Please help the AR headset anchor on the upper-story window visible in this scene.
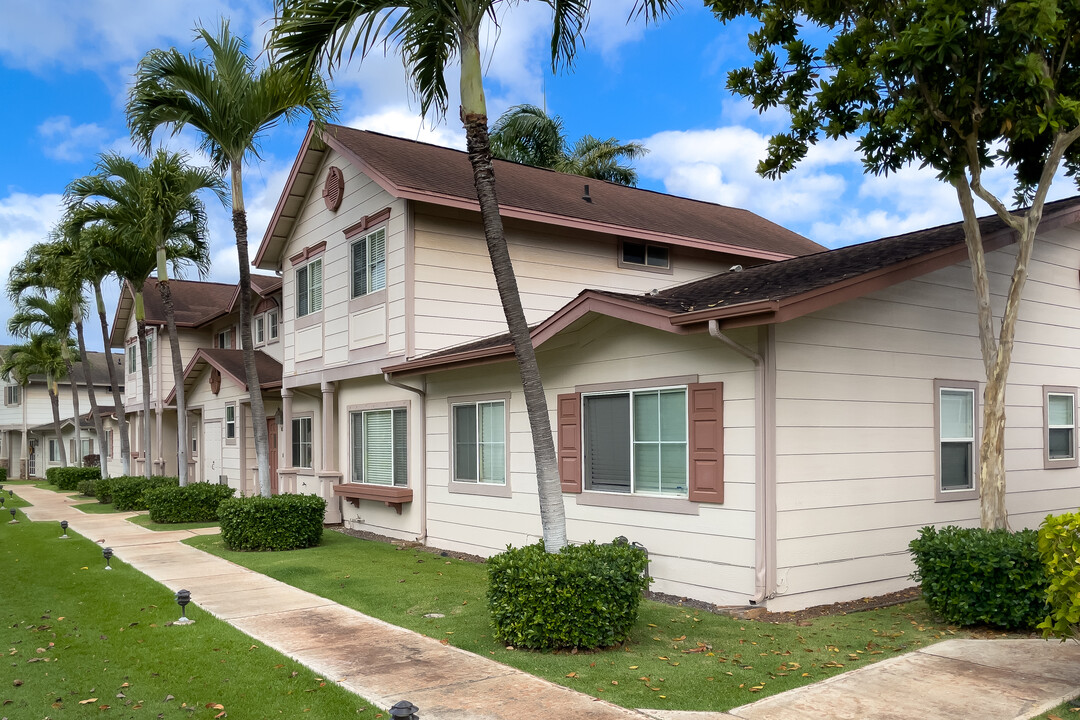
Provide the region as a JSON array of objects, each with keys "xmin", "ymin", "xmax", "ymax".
[
  {"xmin": 351, "ymin": 227, "xmax": 386, "ymax": 298},
  {"xmin": 296, "ymin": 258, "xmax": 323, "ymax": 317},
  {"xmin": 127, "ymin": 344, "xmax": 136, "ymax": 374},
  {"xmin": 620, "ymin": 240, "xmax": 670, "ymax": 270},
  {"xmin": 216, "ymin": 329, "xmax": 232, "ymax": 349},
  {"xmin": 145, "ymin": 333, "xmax": 154, "ymax": 368},
  {"xmin": 254, "ymin": 316, "xmax": 265, "ymax": 345},
  {"xmin": 4, "ymin": 385, "xmax": 20, "ymax": 406},
  {"xmin": 268, "ymin": 309, "xmax": 279, "ymax": 340}
]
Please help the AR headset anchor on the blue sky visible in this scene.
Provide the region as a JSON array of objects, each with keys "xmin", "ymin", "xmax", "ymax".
[{"xmin": 1, "ymin": 0, "xmax": 1075, "ymax": 351}]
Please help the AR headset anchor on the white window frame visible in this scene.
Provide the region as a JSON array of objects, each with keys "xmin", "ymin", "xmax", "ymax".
[
  {"xmin": 268, "ymin": 309, "xmax": 279, "ymax": 341},
  {"xmin": 350, "ymin": 226, "xmax": 387, "ymax": 298},
  {"xmin": 144, "ymin": 333, "xmax": 154, "ymax": 368},
  {"xmin": 350, "ymin": 407, "xmax": 407, "ymax": 486},
  {"xmin": 451, "ymin": 399, "xmax": 507, "ymax": 486},
  {"xmin": 48, "ymin": 439, "xmax": 59, "ymax": 463},
  {"xmin": 292, "ymin": 416, "xmax": 313, "ymax": 470},
  {"xmin": 4, "ymin": 385, "xmax": 20, "ymax": 406},
  {"xmin": 127, "ymin": 344, "xmax": 137, "ymax": 374},
  {"xmin": 934, "ymin": 379, "xmax": 979, "ymax": 502},
  {"xmin": 217, "ymin": 329, "xmax": 231, "ymax": 349},
  {"xmin": 1045, "ymin": 386, "xmax": 1078, "ymax": 469},
  {"xmin": 254, "ymin": 315, "xmax": 265, "ymax": 345},
  {"xmin": 296, "ymin": 258, "xmax": 323, "ymax": 317},
  {"xmin": 619, "ymin": 239, "xmax": 672, "ymax": 273},
  {"xmin": 582, "ymin": 385, "xmax": 689, "ymax": 498},
  {"xmin": 225, "ymin": 403, "xmax": 236, "ymax": 443},
  {"xmin": 105, "ymin": 429, "xmax": 114, "ymax": 459}
]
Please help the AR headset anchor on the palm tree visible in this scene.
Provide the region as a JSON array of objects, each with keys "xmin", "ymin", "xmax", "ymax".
[
  {"xmin": 126, "ymin": 20, "xmax": 338, "ymax": 497},
  {"xmin": 68, "ymin": 152, "xmax": 216, "ymax": 482},
  {"xmin": 2, "ymin": 335, "xmax": 74, "ymax": 469},
  {"xmin": 6, "ymin": 290, "xmax": 82, "ymax": 467},
  {"xmin": 270, "ymin": 0, "xmax": 675, "ymax": 552},
  {"xmin": 490, "ymin": 104, "xmax": 648, "ymax": 186}
]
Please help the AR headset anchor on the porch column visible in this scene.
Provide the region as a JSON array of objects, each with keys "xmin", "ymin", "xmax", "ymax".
[
  {"xmin": 154, "ymin": 404, "xmax": 163, "ymax": 476},
  {"xmin": 280, "ymin": 389, "xmax": 296, "ymax": 494},
  {"xmin": 318, "ymin": 381, "xmax": 342, "ymax": 523}
]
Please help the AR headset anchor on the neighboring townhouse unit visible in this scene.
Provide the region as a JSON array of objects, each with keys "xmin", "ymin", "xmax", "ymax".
[
  {"xmin": 109, "ymin": 275, "xmax": 283, "ymax": 491},
  {"xmin": 0, "ymin": 348, "xmax": 124, "ymax": 478},
  {"xmin": 252, "ymin": 124, "xmax": 825, "ymax": 566}
]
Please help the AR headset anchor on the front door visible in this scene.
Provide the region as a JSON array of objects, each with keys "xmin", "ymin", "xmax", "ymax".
[
  {"xmin": 203, "ymin": 420, "xmax": 222, "ymax": 486},
  {"xmin": 267, "ymin": 418, "xmax": 279, "ymax": 494},
  {"xmin": 27, "ymin": 439, "xmax": 37, "ymax": 477}
]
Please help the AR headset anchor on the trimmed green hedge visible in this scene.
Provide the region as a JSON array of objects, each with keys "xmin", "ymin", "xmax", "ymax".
[
  {"xmin": 77, "ymin": 478, "xmax": 97, "ymax": 497},
  {"xmin": 47, "ymin": 466, "xmax": 101, "ymax": 491},
  {"xmin": 146, "ymin": 483, "xmax": 235, "ymax": 523},
  {"xmin": 909, "ymin": 525, "xmax": 1048, "ymax": 629},
  {"xmin": 95, "ymin": 476, "xmax": 116, "ymax": 504},
  {"xmin": 111, "ymin": 476, "xmax": 180, "ymax": 511},
  {"xmin": 0, "ymin": 467, "xmax": 7, "ymax": 484},
  {"xmin": 219, "ymin": 494, "xmax": 326, "ymax": 551},
  {"xmin": 487, "ymin": 539, "xmax": 651, "ymax": 650},
  {"xmin": 1037, "ymin": 511, "xmax": 1080, "ymax": 641}
]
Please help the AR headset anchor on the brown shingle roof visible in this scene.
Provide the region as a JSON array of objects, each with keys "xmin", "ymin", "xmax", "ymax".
[
  {"xmin": 256, "ymin": 125, "xmax": 825, "ymax": 267},
  {"xmin": 138, "ymin": 278, "xmax": 237, "ymax": 325},
  {"xmin": 165, "ymin": 348, "xmax": 283, "ymax": 405},
  {"xmin": 0, "ymin": 347, "xmax": 123, "ymax": 389}
]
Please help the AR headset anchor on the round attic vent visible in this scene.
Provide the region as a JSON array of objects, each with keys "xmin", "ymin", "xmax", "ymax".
[{"xmin": 323, "ymin": 166, "xmax": 344, "ymax": 211}]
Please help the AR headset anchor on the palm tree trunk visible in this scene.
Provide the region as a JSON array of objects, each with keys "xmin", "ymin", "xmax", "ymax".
[
  {"xmin": 75, "ymin": 316, "xmax": 108, "ymax": 478},
  {"xmin": 61, "ymin": 351, "xmax": 83, "ymax": 468},
  {"xmin": 458, "ymin": 32, "xmax": 567, "ymax": 552},
  {"xmin": 48, "ymin": 380, "xmax": 68, "ymax": 467},
  {"xmin": 96, "ymin": 281, "xmax": 129, "ymax": 475},
  {"xmin": 231, "ymin": 162, "xmax": 272, "ymax": 497},
  {"xmin": 135, "ymin": 292, "xmax": 153, "ymax": 479},
  {"xmin": 157, "ymin": 250, "xmax": 188, "ymax": 486}
]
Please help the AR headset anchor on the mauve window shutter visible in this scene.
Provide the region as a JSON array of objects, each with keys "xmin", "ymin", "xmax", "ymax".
[
  {"xmin": 688, "ymin": 382, "xmax": 724, "ymax": 503},
  {"xmin": 557, "ymin": 393, "xmax": 582, "ymax": 493}
]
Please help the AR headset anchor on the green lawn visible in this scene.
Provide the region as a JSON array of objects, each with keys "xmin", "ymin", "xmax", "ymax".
[
  {"xmin": 127, "ymin": 513, "xmax": 220, "ymax": 532},
  {"xmin": 72, "ymin": 500, "xmax": 129, "ymax": 514},
  {"xmin": 186, "ymin": 530, "xmax": 978, "ymax": 712},
  {"xmin": 2, "ymin": 505, "xmax": 376, "ymax": 719}
]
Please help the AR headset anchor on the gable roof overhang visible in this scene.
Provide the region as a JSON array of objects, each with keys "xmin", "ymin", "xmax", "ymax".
[
  {"xmin": 382, "ymin": 197, "xmax": 1080, "ymax": 377},
  {"xmin": 255, "ymin": 124, "xmax": 824, "ymax": 269},
  {"xmin": 165, "ymin": 348, "xmax": 283, "ymax": 405},
  {"xmin": 109, "ymin": 278, "xmax": 241, "ymax": 347}
]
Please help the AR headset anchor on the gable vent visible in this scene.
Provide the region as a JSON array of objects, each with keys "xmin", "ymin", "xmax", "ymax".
[{"xmin": 322, "ymin": 166, "xmax": 344, "ymax": 211}]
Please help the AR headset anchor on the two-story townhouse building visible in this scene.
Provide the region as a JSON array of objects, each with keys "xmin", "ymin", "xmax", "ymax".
[
  {"xmin": 258, "ymin": 124, "xmax": 1080, "ymax": 612},
  {"xmin": 109, "ymin": 276, "xmax": 283, "ymax": 490},
  {"xmin": 0, "ymin": 348, "xmax": 124, "ymax": 478}
]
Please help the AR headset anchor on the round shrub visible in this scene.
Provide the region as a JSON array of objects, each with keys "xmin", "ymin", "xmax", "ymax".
[
  {"xmin": 218, "ymin": 494, "xmax": 326, "ymax": 551},
  {"xmin": 1037, "ymin": 511, "xmax": 1080, "ymax": 641},
  {"xmin": 487, "ymin": 539, "xmax": 651, "ymax": 650},
  {"xmin": 77, "ymin": 478, "xmax": 97, "ymax": 497},
  {"xmin": 48, "ymin": 466, "xmax": 101, "ymax": 491},
  {"xmin": 909, "ymin": 525, "xmax": 1049, "ymax": 629},
  {"xmin": 111, "ymin": 476, "xmax": 180, "ymax": 511},
  {"xmin": 145, "ymin": 482, "xmax": 236, "ymax": 523},
  {"xmin": 95, "ymin": 476, "xmax": 116, "ymax": 504}
]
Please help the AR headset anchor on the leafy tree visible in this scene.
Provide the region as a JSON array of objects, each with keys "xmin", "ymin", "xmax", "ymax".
[
  {"xmin": 710, "ymin": 0, "xmax": 1080, "ymax": 529},
  {"xmin": 126, "ymin": 20, "xmax": 338, "ymax": 497},
  {"xmin": 1, "ymin": 335, "xmax": 75, "ymax": 469},
  {"xmin": 68, "ymin": 152, "xmax": 216, "ymax": 482},
  {"xmin": 270, "ymin": 0, "xmax": 675, "ymax": 552},
  {"xmin": 490, "ymin": 104, "xmax": 648, "ymax": 185}
]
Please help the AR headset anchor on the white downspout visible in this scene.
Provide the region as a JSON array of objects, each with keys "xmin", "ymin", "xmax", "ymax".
[
  {"xmin": 708, "ymin": 320, "xmax": 773, "ymax": 604},
  {"xmin": 383, "ymin": 372, "xmax": 427, "ymax": 544}
]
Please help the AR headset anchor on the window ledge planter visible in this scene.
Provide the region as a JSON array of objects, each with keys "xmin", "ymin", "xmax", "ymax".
[{"xmin": 333, "ymin": 483, "xmax": 412, "ymax": 514}]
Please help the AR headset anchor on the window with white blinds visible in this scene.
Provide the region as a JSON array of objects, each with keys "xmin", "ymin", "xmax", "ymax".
[
  {"xmin": 296, "ymin": 258, "xmax": 323, "ymax": 317},
  {"xmin": 351, "ymin": 227, "xmax": 387, "ymax": 298},
  {"xmin": 351, "ymin": 408, "xmax": 407, "ymax": 486}
]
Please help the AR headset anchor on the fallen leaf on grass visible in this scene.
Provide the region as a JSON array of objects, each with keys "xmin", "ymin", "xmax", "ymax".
[
  {"xmin": 79, "ymin": 698, "xmax": 99, "ymax": 704},
  {"xmin": 99, "ymin": 704, "xmax": 111, "ymax": 710},
  {"xmin": 565, "ymin": 672, "xmax": 577, "ymax": 678}
]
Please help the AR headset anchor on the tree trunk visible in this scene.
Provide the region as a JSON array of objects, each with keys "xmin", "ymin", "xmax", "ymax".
[
  {"xmin": 157, "ymin": 249, "xmax": 188, "ymax": 486},
  {"xmin": 458, "ymin": 28, "xmax": 567, "ymax": 552},
  {"xmin": 48, "ymin": 380, "xmax": 68, "ymax": 467},
  {"xmin": 61, "ymin": 349, "xmax": 82, "ymax": 468},
  {"xmin": 135, "ymin": 294, "xmax": 153, "ymax": 479},
  {"xmin": 75, "ymin": 316, "xmax": 108, "ymax": 478},
  {"xmin": 231, "ymin": 162, "xmax": 272, "ymax": 497},
  {"xmin": 97, "ymin": 281, "xmax": 129, "ymax": 475}
]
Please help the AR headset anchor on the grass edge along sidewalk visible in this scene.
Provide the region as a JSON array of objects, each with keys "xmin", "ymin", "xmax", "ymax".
[
  {"xmin": 185, "ymin": 529, "xmax": 1005, "ymax": 713},
  {"xmin": 2, "ymin": 499, "xmax": 377, "ymax": 720}
]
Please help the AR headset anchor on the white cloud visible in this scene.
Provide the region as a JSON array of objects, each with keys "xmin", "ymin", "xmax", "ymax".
[
  {"xmin": 0, "ymin": 192, "xmax": 65, "ymax": 344},
  {"xmin": 346, "ymin": 107, "xmax": 465, "ymax": 149},
  {"xmin": 38, "ymin": 117, "xmax": 110, "ymax": 162}
]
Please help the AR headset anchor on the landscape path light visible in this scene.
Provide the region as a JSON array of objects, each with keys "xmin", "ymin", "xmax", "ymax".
[
  {"xmin": 174, "ymin": 589, "xmax": 194, "ymax": 625},
  {"xmin": 8, "ymin": 508, "xmax": 16, "ymax": 524},
  {"xmin": 102, "ymin": 547, "xmax": 113, "ymax": 569},
  {"xmin": 60, "ymin": 520, "xmax": 69, "ymax": 538},
  {"xmin": 389, "ymin": 700, "xmax": 419, "ymax": 719}
]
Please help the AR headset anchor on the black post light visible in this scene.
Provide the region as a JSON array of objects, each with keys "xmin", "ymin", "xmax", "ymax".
[
  {"xmin": 389, "ymin": 701, "xmax": 419, "ymax": 719},
  {"xmin": 174, "ymin": 589, "xmax": 194, "ymax": 625},
  {"xmin": 1, "ymin": 496, "xmax": 6, "ymax": 507},
  {"xmin": 60, "ymin": 520, "xmax": 69, "ymax": 538},
  {"xmin": 102, "ymin": 547, "xmax": 113, "ymax": 570},
  {"xmin": 8, "ymin": 508, "xmax": 16, "ymax": 524}
]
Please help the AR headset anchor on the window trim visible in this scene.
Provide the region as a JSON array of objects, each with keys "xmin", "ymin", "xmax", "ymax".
[
  {"xmin": 225, "ymin": 403, "xmax": 236, "ymax": 444},
  {"xmin": 618, "ymin": 239, "xmax": 673, "ymax": 275},
  {"xmin": 144, "ymin": 332, "xmax": 154, "ymax": 368},
  {"xmin": 292, "ymin": 414, "xmax": 314, "ymax": 472},
  {"xmin": 349, "ymin": 405, "xmax": 408, "ymax": 487},
  {"xmin": 105, "ymin": 429, "xmax": 114, "ymax": 459},
  {"xmin": 4, "ymin": 385, "xmax": 20, "ymax": 406},
  {"xmin": 350, "ymin": 225, "xmax": 388, "ymax": 299},
  {"xmin": 295, "ymin": 257, "xmax": 323, "ymax": 319},
  {"xmin": 268, "ymin": 309, "xmax": 279, "ymax": 341},
  {"xmin": 254, "ymin": 315, "xmax": 265, "ymax": 346},
  {"xmin": 1044, "ymin": 385, "xmax": 1078, "ymax": 469},
  {"xmin": 127, "ymin": 343, "xmax": 137, "ymax": 374},
  {"xmin": 934, "ymin": 379, "xmax": 980, "ymax": 502},
  {"xmin": 448, "ymin": 392, "xmax": 511, "ymax": 497}
]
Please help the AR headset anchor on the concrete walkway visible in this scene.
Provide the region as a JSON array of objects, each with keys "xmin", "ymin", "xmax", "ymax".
[{"xmin": 14, "ymin": 483, "xmax": 1080, "ymax": 720}]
